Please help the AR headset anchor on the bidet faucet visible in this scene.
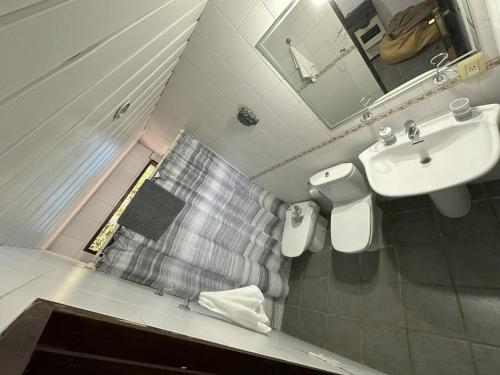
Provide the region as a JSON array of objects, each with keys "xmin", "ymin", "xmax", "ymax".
[
  {"xmin": 404, "ymin": 120, "xmax": 420, "ymax": 141},
  {"xmin": 293, "ymin": 205, "xmax": 303, "ymax": 217}
]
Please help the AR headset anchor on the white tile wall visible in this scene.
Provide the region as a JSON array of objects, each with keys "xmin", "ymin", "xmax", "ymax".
[
  {"xmin": 486, "ymin": 0, "xmax": 500, "ymax": 55},
  {"xmin": 145, "ymin": 0, "xmax": 500, "ymax": 201},
  {"xmin": 50, "ymin": 143, "xmax": 153, "ymax": 262}
]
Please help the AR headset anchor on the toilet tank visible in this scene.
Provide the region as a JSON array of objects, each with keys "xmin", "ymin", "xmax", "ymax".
[{"xmin": 310, "ymin": 163, "xmax": 369, "ymax": 204}]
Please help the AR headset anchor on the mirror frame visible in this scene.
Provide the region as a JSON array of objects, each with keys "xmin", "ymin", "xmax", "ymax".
[{"xmin": 256, "ymin": 0, "xmax": 480, "ymax": 130}]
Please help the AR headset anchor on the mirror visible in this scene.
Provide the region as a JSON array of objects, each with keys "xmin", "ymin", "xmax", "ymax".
[{"xmin": 257, "ymin": 0, "xmax": 479, "ymax": 129}]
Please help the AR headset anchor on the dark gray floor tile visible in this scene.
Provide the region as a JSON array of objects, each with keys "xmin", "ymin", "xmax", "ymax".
[
  {"xmin": 457, "ymin": 287, "xmax": 500, "ymax": 346},
  {"xmin": 304, "ymin": 245, "xmax": 331, "ymax": 278},
  {"xmin": 398, "ymin": 244, "xmax": 452, "ymax": 285},
  {"xmin": 472, "ymin": 344, "xmax": 500, "ymax": 375},
  {"xmin": 409, "ymin": 331, "xmax": 474, "ymax": 375},
  {"xmin": 445, "ymin": 241, "xmax": 500, "ymax": 288},
  {"xmin": 363, "ymin": 321, "xmax": 412, "ymax": 375},
  {"xmin": 286, "ymin": 279, "xmax": 302, "ymax": 306},
  {"xmin": 484, "ymin": 180, "xmax": 500, "ymax": 197},
  {"xmin": 469, "ymin": 183, "xmax": 486, "ymax": 201},
  {"xmin": 382, "ymin": 213, "xmax": 395, "ymax": 246},
  {"xmin": 361, "ymin": 280, "xmax": 405, "ymax": 327},
  {"xmin": 391, "ymin": 194, "xmax": 432, "ymax": 213},
  {"xmin": 330, "ymin": 250, "xmax": 361, "ymax": 282},
  {"xmin": 281, "ymin": 306, "xmax": 299, "ymax": 336},
  {"xmin": 378, "ymin": 198, "xmax": 392, "ymax": 213},
  {"xmin": 490, "ymin": 198, "xmax": 500, "ymax": 220},
  {"xmin": 327, "ymin": 278, "xmax": 362, "ymax": 318},
  {"xmin": 297, "ymin": 309, "xmax": 326, "ymax": 347},
  {"xmin": 437, "ymin": 201, "xmax": 500, "ymax": 242},
  {"xmin": 394, "ymin": 209, "xmax": 440, "ymax": 245},
  {"xmin": 302, "ymin": 278, "xmax": 328, "ymax": 311},
  {"xmin": 325, "ymin": 315, "xmax": 362, "ymax": 361},
  {"xmin": 289, "ymin": 253, "xmax": 311, "ymax": 280},
  {"xmin": 360, "ymin": 247, "xmax": 399, "ymax": 283},
  {"xmin": 402, "ymin": 283, "xmax": 465, "ymax": 338}
]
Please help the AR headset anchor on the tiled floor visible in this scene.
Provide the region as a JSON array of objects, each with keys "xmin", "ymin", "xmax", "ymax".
[{"xmin": 281, "ymin": 180, "xmax": 500, "ymax": 375}]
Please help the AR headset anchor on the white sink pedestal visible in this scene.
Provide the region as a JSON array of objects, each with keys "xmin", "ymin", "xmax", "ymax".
[{"xmin": 428, "ymin": 185, "xmax": 471, "ymax": 218}]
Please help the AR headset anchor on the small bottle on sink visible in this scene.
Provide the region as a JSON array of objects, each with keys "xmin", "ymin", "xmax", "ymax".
[{"xmin": 379, "ymin": 125, "xmax": 397, "ymax": 146}]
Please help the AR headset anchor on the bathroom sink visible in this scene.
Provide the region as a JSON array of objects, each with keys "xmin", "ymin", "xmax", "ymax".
[{"xmin": 359, "ymin": 104, "xmax": 500, "ymax": 217}]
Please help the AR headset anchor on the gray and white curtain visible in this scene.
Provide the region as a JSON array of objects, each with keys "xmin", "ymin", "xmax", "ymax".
[{"xmin": 97, "ymin": 133, "xmax": 290, "ymax": 301}]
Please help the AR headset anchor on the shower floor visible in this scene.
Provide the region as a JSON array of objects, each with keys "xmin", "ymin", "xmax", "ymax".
[{"xmin": 281, "ymin": 180, "xmax": 500, "ymax": 375}]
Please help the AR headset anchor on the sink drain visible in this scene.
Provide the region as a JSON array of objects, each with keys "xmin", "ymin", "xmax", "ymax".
[{"xmin": 420, "ymin": 156, "xmax": 432, "ymax": 165}]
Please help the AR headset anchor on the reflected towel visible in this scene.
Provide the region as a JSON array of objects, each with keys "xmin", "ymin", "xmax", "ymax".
[
  {"xmin": 198, "ymin": 285, "xmax": 271, "ymax": 333},
  {"xmin": 290, "ymin": 46, "xmax": 319, "ymax": 83}
]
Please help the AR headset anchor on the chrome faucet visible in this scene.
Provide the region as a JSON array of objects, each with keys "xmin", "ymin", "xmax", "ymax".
[
  {"xmin": 404, "ymin": 120, "xmax": 420, "ymax": 141},
  {"xmin": 292, "ymin": 205, "xmax": 303, "ymax": 217},
  {"xmin": 430, "ymin": 52, "xmax": 456, "ymax": 85},
  {"xmin": 360, "ymin": 96, "xmax": 373, "ymax": 122}
]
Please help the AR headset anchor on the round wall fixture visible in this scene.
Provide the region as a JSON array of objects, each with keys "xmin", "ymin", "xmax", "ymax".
[
  {"xmin": 114, "ymin": 100, "xmax": 132, "ymax": 120},
  {"xmin": 237, "ymin": 106, "xmax": 259, "ymax": 126}
]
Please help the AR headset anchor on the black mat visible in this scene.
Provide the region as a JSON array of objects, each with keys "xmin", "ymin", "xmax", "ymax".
[{"xmin": 118, "ymin": 179, "xmax": 185, "ymax": 241}]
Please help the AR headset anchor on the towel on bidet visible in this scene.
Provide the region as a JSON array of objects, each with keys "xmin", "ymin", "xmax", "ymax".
[
  {"xmin": 198, "ymin": 285, "xmax": 271, "ymax": 333},
  {"xmin": 289, "ymin": 46, "xmax": 319, "ymax": 83}
]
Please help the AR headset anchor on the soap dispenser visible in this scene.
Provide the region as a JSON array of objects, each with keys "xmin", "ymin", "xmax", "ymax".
[{"xmin": 379, "ymin": 126, "xmax": 397, "ymax": 146}]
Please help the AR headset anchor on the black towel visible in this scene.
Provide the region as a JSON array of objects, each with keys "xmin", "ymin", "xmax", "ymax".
[{"xmin": 118, "ymin": 179, "xmax": 185, "ymax": 241}]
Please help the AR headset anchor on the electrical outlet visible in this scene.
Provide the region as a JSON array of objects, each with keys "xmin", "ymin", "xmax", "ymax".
[
  {"xmin": 466, "ymin": 61, "xmax": 480, "ymax": 75},
  {"xmin": 458, "ymin": 52, "xmax": 486, "ymax": 80}
]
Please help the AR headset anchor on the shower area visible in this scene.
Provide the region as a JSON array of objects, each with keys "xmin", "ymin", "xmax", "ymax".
[{"xmin": 96, "ymin": 132, "xmax": 291, "ymax": 325}]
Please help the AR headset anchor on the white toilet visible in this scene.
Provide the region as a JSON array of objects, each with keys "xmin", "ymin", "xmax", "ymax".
[
  {"xmin": 309, "ymin": 163, "xmax": 383, "ymax": 254},
  {"xmin": 281, "ymin": 201, "xmax": 328, "ymax": 258}
]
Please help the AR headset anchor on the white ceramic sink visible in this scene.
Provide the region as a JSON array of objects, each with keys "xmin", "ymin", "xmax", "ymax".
[{"xmin": 359, "ymin": 104, "xmax": 500, "ymax": 217}]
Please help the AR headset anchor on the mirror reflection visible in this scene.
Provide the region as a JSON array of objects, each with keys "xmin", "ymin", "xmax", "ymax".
[
  {"xmin": 257, "ymin": 0, "xmax": 478, "ymax": 129},
  {"xmin": 333, "ymin": 0, "xmax": 475, "ymax": 91}
]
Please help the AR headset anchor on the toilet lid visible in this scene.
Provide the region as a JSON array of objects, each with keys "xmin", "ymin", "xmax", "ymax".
[{"xmin": 331, "ymin": 198, "xmax": 373, "ymax": 253}]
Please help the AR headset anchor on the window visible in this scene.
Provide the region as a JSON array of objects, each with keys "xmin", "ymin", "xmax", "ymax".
[{"xmin": 85, "ymin": 160, "xmax": 157, "ymax": 254}]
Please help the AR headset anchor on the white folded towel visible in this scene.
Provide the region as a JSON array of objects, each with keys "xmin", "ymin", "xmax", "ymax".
[
  {"xmin": 289, "ymin": 46, "xmax": 319, "ymax": 82},
  {"xmin": 198, "ymin": 285, "xmax": 271, "ymax": 333}
]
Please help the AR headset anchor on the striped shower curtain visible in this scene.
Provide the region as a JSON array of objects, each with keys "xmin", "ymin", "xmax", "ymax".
[{"xmin": 96, "ymin": 133, "xmax": 290, "ymax": 303}]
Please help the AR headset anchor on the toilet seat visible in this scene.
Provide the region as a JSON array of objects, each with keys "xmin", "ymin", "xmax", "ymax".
[{"xmin": 331, "ymin": 195, "xmax": 373, "ymax": 253}]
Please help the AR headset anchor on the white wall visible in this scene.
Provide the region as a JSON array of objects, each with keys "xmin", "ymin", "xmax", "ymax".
[
  {"xmin": 335, "ymin": 0, "xmax": 365, "ymax": 16},
  {"xmin": 0, "ymin": 0, "xmax": 207, "ymax": 248},
  {"xmin": 486, "ymin": 0, "xmax": 500, "ymax": 54},
  {"xmin": 371, "ymin": 0, "xmax": 419, "ymax": 28},
  {"xmin": 145, "ymin": 0, "xmax": 500, "ymax": 203},
  {"xmin": 145, "ymin": 0, "xmax": 318, "ymax": 177},
  {"xmin": 49, "ymin": 143, "xmax": 154, "ymax": 262}
]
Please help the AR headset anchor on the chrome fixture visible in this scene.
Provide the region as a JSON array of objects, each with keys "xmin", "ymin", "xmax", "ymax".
[
  {"xmin": 292, "ymin": 205, "xmax": 303, "ymax": 217},
  {"xmin": 154, "ymin": 283, "xmax": 175, "ymax": 296},
  {"xmin": 178, "ymin": 298, "xmax": 191, "ymax": 311},
  {"xmin": 360, "ymin": 96, "xmax": 373, "ymax": 122},
  {"xmin": 379, "ymin": 125, "xmax": 397, "ymax": 146},
  {"xmin": 430, "ymin": 53, "xmax": 456, "ymax": 85},
  {"xmin": 404, "ymin": 119, "xmax": 420, "ymax": 141}
]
